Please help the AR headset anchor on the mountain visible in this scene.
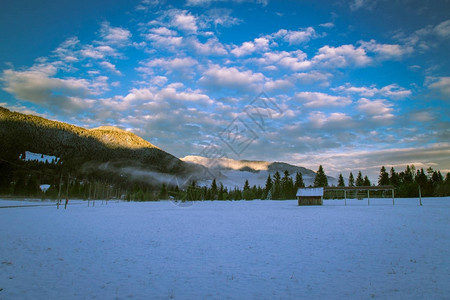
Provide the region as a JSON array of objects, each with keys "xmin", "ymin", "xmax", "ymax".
[
  {"xmin": 0, "ymin": 107, "xmax": 194, "ymax": 181},
  {"xmin": 181, "ymin": 155, "xmax": 336, "ymax": 188}
]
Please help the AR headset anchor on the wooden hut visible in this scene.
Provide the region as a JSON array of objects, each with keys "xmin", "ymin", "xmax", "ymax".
[{"xmin": 296, "ymin": 188, "xmax": 323, "ymax": 206}]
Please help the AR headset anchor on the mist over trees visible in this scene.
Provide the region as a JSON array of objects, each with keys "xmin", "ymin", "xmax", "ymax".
[{"xmin": 1, "ymin": 156, "xmax": 449, "ymax": 201}]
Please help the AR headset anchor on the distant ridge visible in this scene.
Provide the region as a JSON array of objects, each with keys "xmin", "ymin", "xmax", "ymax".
[
  {"xmin": 0, "ymin": 106, "xmax": 188, "ymax": 175},
  {"xmin": 181, "ymin": 155, "xmax": 336, "ymax": 188}
]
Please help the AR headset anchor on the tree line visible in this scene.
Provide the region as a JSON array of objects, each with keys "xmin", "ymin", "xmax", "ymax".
[{"xmin": 1, "ymin": 156, "xmax": 449, "ymax": 201}]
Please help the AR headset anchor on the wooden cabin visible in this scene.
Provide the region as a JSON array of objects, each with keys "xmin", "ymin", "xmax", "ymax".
[{"xmin": 296, "ymin": 188, "xmax": 324, "ymax": 206}]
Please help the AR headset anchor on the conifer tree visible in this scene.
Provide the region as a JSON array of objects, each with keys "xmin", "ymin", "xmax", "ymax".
[
  {"xmin": 282, "ymin": 170, "xmax": 294, "ymax": 199},
  {"xmin": 264, "ymin": 174, "xmax": 272, "ymax": 199},
  {"xmin": 338, "ymin": 173, "xmax": 345, "ymax": 187},
  {"xmin": 348, "ymin": 172, "xmax": 355, "ymax": 187},
  {"xmin": 363, "ymin": 176, "xmax": 371, "ymax": 186},
  {"xmin": 159, "ymin": 183, "xmax": 168, "ymax": 200},
  {"xmin": 356, "ymin": 171, "xmax": 364, "ymax": 186},
  {"xmin": 211, "ymin": 178, "xmax": 218, "ymax": 200},
  {"xmin": 313, "ymin": 165, "xmax": 328, "ymax": 187},
  {"xmin": 390, "ymin": 167, "xmax": 400, "ymax": 187},
  {"xmin": 378, "ymin": 166, "xmax": 390, "ymax": 186},
  {"xmin": 295, "ymin": 172, "xmax": 305, "ymax": 189},
  {"xmin": 272, "ymin": 171, "xmax": 281, "ymax": 199}
]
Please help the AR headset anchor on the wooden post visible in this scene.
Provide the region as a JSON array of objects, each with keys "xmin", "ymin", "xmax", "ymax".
[
  {"xmin": 57, "ymin": 173, "xmax": 63, "ymax": 209},
  {"xmin": 419, "ymin": 186, "xmax": 422, "ymax": 206},
  {"xmin": 392, "ymin": 189, "xmax": 395, "ymax": 206},
  {"xmin": 344, "ymin": 190, "xmax": 347, "ymax": 206},
  {"xmin": 64, "ymin": 173, "xmax": 70, "ymax": 209},
  {"xmin": 367, "ymin": 190, "xmax": 370, "ymax": 206}
]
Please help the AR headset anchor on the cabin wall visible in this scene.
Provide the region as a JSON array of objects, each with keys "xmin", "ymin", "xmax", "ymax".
[{"xmin": 297, "ymin": 196, "xmax": 323, "ymax": 206}]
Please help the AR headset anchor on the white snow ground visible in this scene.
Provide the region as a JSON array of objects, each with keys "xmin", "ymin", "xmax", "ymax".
[{"xmin": 0, "ymin": 198, "xmax": 449, "ymax": 299}]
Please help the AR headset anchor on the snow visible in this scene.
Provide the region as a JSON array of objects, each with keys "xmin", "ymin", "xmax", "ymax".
[
  {"xmin": 1, "ymin": 197, "xmax": 449, "ymax": 299},
  {"xmin": 296, "ymin": 187, "xmax": 324, "ymax": 197},
  {"xmin": 21, "ymin": 151, "xmax": 59, "ymax": 163}
]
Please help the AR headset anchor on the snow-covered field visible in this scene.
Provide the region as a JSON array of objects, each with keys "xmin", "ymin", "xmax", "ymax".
[{"xmin": 1, "ymin": 198, "xmax": 449, "ymax": 299}]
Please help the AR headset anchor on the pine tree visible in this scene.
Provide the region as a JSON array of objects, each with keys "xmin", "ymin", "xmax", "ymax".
[
  {"xmin": 390, "ymin": 167, "xmax": 400, "ymax": 187},
  {"xmin": 264, "ymin": 174, "xmax": 272, "ymax": 199},
  {"xmin": 211, "ymin": 178, "xmax": 218, "ymax": 200},
  {"xmin": 378, "ymin": 166, "xmax": 390, "ymax": 186},
  {"xmin": 363, "ymin": 176, "xmax": 371, "ymax": 186},
  {"xmin": 313, "ymin": 165, "xmax": 328, "ymax": 187},
  {"xmin": 218, "ymin": 183, "xmax": 224, "ymax": 200},
  {"xmin": 355, "ymin": 171, "xmax": 364, "ymax": 186},
  {"xmin": 272, "ymin": 171, "xmax": 281, "ymax": 199},
  {"xmin": 159, "ymin": 183, "xmax": 168, "ymax": 200},
  {"xmin": 348, "ymin": 172, "xmax": 355, "ymax": 187},
  {"xmin": 337, "ymin": 173, "xmax": 345, "ymax": 187},
  {"xmin": 295, "ymin": 172, "xmax": 305, "ymax": 189},
  {"xmin": 281, "ymin": 170, "xmax": 294, "ymax": 199}
]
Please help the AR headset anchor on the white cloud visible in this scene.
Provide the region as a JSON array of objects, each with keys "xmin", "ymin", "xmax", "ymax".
[
  {"xmin": 189, "ymin": 37, "xmax": 228, "ymax": 55},
  {"xmin": 199, "ymin": 65, "xmax": 265, "ymax": 92},
  {"xmin": 99, "ymin": 22, "xmax": 132, "ymax": 47},
  {"xmin": 186, "ymin": 0, "xmax": 268, "ymax": 6},
  {"xmin": 426, "ymin": 76, "xmax": 450, "ymax": 98},
  {"xmin": 53, "ymin": 37, "xmax": 80, "ymax": 62},
  {"xmin": 259, "ymin": 50, "xmax": 311, "ymax": 71},
  {"xmin": 349, "ymin": 0, "xmax": 375, "ymax": 11},
  {"xmin": 264, "ymin": 78, "xmax": 293, "ymax": 92},
  {"xmin": 145, "ymin": 57, "xmax": 198, "ymax": 70},
  {"xmin": 144, "ymin": 33, "xmax": 183, "ymax": 49},
  {"xmin": 99, "ymin": 61, "xmax": 122, "ymax": 75},
  {"xmin": 171, "ymin": 10, "xmax": 198, "ymax": 33},
  {"xmin": 1, "ymin": 67, "xmax": 94, "ymax": 113},
  {"xmin": 80, "ymin": 45, "xmax": 121, "ymax": 60},
  {"xmin": 271, "ymin": 27, "xmax": 317, "ymax": 45},
  {"xmin": 333, "ymin": 83, "xmax": 411, "ymax": 99},
  {"xmin": 319, "ymin": 22, "xmax": 334, "ymax": 29},
  {"xmin": 294, "ymin": 71, "xmax": 333, "ymax": 86},
  {"xmin": 231, "ymin": 37, "xmax": 269, "ymax": 57},
  {"xmin": 294, "ymin": 92, "xmax": 352, "ymax": 108},
  {"xmin": 411, "ymin": 111, "xmax": 434, "ymax": 122},
  {"xmin": 312, "ymin": 44, "xmax": 371, "ymax": 68},
  {"xmin": 204, "ymin": 8, "xmax": 241, "ymax": 28},
  {"xmin": 434, "ymin": 20, "xmax": 450, "ymax": 39},
  {"xmin": 356, "ymin": 98, "xmax": 394, "ymax": 122},
  {"xmin": 359, "ymin": 39, "xmax": 412, "ymax": 60},
  {"xmin": 150, "ymin": 27, "xmax": 178, "ymax": 36},
  {"xmin": 308, "ymin": 111, "xmax": 354, "ymax": 129}
]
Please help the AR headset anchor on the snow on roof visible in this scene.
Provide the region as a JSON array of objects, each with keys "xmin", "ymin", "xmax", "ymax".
[{"xmin": 296, "ymin": 187, "xmax": 324, "ymax": 197}]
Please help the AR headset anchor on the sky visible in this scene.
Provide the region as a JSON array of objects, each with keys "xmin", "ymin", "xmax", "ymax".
[{"xmin": 1, "ymin": 0, "xmax": 449, "ymax": 181}]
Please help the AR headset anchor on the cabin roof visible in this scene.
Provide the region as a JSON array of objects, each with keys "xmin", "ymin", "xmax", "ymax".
[{"xmin": 296, "ymin": 187, "xmax": 324, "ymax": 197}]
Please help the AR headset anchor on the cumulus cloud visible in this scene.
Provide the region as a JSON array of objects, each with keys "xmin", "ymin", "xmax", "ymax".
[
  {"xmin": 186, "ymin": 0, "xmax": 268, "ymax": 6},
  {"xmin": 333, "ymin": 83, "xmax": 411, "ymax": 99},
  {"xmin": 99, "ymin": 22, "xmax": 132, "ymax": 47},
  {"xmin": 349, "ymin": 0, "xmax": 375, "ymax": 11},
  {"xmin": 312, "ymin": 44, "xmax": 372, "ymax": 68},
  {"xmin": 188, "ymin": 37, "xmax": 228, "ymax": 55},
  {"xmin": 99, "ymin": 61, "xmax": 122, "ymax": 75},
  {"xmin": 145, "ymin": 57, "xmax": 198, "ymax": 71},
  {"xmin": 204, "ymin": 8, "xmax": 241, "ymax": 28},
  {"xmin": 258, "ymin": 50, "xmax": 311, "ymax": 71},
  {"xmin": 1, "ymin": 66, "xmax": 94, "ymax": 113},
  {"xmin": 359, "ymin": 39, "xmax": 412, "ymax": 60},
  {"xmin": 426, "ymin": 76, "xmax": 450, "ymax": 99},
  {"xmin": 199, "ymin": 65, "xmax": 265, "ymax": 92},
  {"xmin": 356, "ymin": 98, "xmax": 395, "ymax": 122},
  {"xmin": 231, "ymin": 37, "xmax": 269, "ymax": 57},
  {"xmin": 271, "ymin": 27, "xmax": 318, "ymax": 45},
  {"xmin": 308, "ymin": 111, "xmax": 354, "ymax": 129},
  {"xmin": 170, "ymin": 10, "xmax": 198, "ymax": 33},
  {"xmin": 434, "ymin": 20, "xmax": 450, "ymax": 38},
  {"xmin": 294, "ymin": 92, "xmax": 352, "ymax": 108}
]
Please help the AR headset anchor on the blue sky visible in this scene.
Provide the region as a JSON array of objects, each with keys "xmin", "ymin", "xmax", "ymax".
[{"xmin": 1, "ymin": 0, "xmax": 449, "ymax": 180}]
